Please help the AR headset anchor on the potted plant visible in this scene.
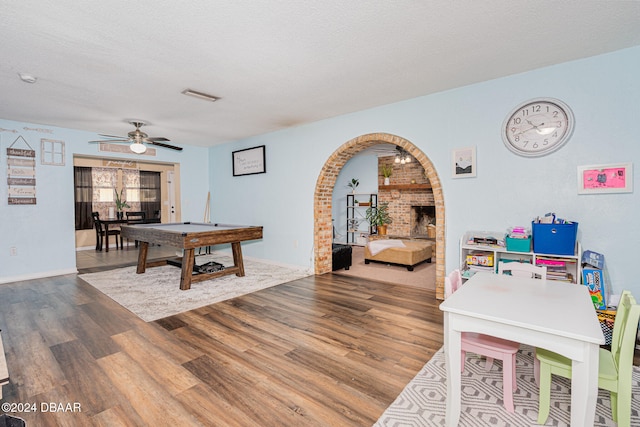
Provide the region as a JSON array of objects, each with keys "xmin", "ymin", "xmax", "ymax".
[
  {"xmin": 347, "ymin": 178, "xmax": 359, "ymax": 193},
  {"xmin": 114, "ymin": 188, "xmax": 130, "ymax": 219},
  {"xmin": 366, "ymin": 202, "xmax": 392, "ymax": 235},
  {"xmin": 381, "ymin": 165, "xmax": 393, "ymax": 185}
]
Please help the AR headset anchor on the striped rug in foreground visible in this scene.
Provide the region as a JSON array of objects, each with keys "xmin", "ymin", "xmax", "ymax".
[{"xmin": 374, "ymin": 345, "xmax": 640, "ymax": 427}]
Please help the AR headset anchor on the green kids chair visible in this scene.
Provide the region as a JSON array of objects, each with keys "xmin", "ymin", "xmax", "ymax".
[{"xmin": 535, "ymin": 290, "xmax": 640, "ymax": 426}]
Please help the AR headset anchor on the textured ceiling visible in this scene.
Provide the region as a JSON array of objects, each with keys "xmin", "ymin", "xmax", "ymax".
[{"xmin": 2, "ymin": 1, "xmax": 640, "ymax": 149}]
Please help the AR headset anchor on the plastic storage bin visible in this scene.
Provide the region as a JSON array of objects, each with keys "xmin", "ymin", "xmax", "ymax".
[
  {"xmin": 505, "ymin": 236, "xmax": 531, "ymax": 252},
  {"xmin": 466, "ymin": 252, "xmax": 494, "ymax": 267},
  {"xmin": 531, "ymin": 221, "xmax": 578, "ymax": 255}
]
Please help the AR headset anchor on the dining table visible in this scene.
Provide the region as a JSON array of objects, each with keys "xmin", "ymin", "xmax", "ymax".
[
  {"xmin": 439, "ymin": 272, "xmax": 604, "ymax": 426},
  {"xmin": 100, "ymin": 216, "xmax": 161, "ymax": 252}
]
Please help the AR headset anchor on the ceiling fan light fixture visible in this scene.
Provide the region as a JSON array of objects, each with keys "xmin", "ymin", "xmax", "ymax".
[
  {"xmin": 130, "ymin": 142, "xmax": 147, "ymax": 154},
  {"xmin": 181, "ymin": 88, "xmax": 219, "ymax": 102}
]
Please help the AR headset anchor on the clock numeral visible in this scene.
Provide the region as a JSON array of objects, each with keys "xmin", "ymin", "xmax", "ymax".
[{"xmin": 512, "ymin": 117, "xmax": 522, "ymax": 125}]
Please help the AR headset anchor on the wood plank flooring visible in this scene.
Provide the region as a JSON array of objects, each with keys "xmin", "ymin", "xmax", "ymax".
[{"xmin": 0, "ymin": 272, "xmax": 443, "ymax": 426}]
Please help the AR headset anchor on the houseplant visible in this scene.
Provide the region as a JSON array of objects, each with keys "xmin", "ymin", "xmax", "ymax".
[
  {"xmin": 366, "ymin": 202, "xmax": 392, "ymax": 235},
  {"xmin": 114, "ymin": 188, "xmax": 130, "ymax": 219},
  {"xmin": 381, "ymin": 165, "xmax": 393, "ymax": 185},
  {"xmin": 347, "ymin": 178, "xmax": 359, "ymax": 193}
]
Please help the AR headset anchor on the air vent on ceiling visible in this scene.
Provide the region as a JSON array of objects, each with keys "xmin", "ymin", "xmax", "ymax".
[{"xmin": 181, "ymin": 88, "xmax": 219, "ymax": 102}]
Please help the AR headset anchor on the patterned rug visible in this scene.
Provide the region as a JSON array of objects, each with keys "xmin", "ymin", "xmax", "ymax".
[
  {"xmin": 374, "ymin": 345, "xmax": 640, "ymax": 426},
  {"xmin": 79, "ymin": 254, "xmax": 312, "ymax": 322}
]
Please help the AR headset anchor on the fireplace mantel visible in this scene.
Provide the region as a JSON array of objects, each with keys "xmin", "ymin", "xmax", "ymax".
[{"xmin": 379, "ymin": 183, "xmax": 431, "ymax": 190}]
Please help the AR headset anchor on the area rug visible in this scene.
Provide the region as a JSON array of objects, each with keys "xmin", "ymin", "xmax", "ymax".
[
  {"xmin": 374, "ymin": 345, "xmax": 640, "ymax": 426},
  {"xmin": 334, "ymin": 245, "xmax": 436, "ymax": 290},
  {"xmin": 79, "ymin": 254, "xmax": 312, "ymax": 322}
]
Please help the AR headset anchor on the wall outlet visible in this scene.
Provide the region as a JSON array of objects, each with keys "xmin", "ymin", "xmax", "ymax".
[
  {"xmin": 293, "ymin": 240, "xmax": 298, "ymax": 248},
  {"xmin": 9, "ymin": 247, "xmax": 17, "ymax": 256}
]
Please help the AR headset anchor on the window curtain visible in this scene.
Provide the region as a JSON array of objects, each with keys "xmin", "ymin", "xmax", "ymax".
[
  {"xmin": 140, "ymin": 171, "xmax": 161, "ymax": 220},
  {"xmin": 122, "ymin": 168, "xmax": 140, "ymax": 212},
  {"xmin": 74, "ymin": 166, "xmax": 93, "ymax": 230},
  {"xmin": 92, "ymin": 167, "xmax": 117, "ymax": 220}
]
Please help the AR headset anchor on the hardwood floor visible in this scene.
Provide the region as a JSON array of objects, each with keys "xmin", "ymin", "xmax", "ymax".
[{"xmin": 0, "ymin": 271, "xmax": 444, "ymax": 426}]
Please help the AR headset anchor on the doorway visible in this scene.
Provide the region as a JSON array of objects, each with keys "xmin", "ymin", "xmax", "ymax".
[{"xmin": 314, "ymin": 133, "xmax": 446, "ymax": 298}]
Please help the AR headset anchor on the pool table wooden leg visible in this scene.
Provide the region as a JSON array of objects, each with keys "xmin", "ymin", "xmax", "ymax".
[
  {"xmin": 231, "ymin": 241, "xmax": 245, "ymax": 277},
  {"xmin": 136, "ymin": 242, "xmax": 149, "ymax": 274},
  {"xmin": 180, "ymin": 248, "xmax": 195, "ymax": 290}
]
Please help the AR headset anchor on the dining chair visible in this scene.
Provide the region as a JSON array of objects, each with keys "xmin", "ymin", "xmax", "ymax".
[
  {"xmin": 445, "ymin": 269, "xmax": 521, "ymax": 412},
  {"xmin": 125, "ymin": 211, "xmax": 146, "ymax": 247},
  {"xmin": 535, "ymin": 290, "xmax": 640, "ymax": 426},
  {"xmin": 91, "ymin": 211, "xmax": 121, "ymax": 251},
  {"xmin": 498, "ymin": 261, "xmax": 547, "ymax": 280},
  {"xmin": 125, "ymin": 211, "xmax": 146, "ymax": 223}
]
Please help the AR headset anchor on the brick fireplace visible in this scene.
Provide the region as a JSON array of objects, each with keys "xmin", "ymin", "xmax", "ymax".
[
  {"xmin": 377, "ymin": 156, "xmax": 435, "ymax": 237},
  {"xmin": 411, "ymin": 205, "xmax": 436, "ymax": 238}
]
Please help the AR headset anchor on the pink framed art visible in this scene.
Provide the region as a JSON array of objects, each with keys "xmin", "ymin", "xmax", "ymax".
[{"xmin": 577, "ymin": 163, "xmax": 633, "ymax": 194}]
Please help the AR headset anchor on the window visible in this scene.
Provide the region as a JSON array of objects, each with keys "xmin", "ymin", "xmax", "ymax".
[{"xmin": 73, "ymin": 167, "xmax": 162, "ymax": 228}]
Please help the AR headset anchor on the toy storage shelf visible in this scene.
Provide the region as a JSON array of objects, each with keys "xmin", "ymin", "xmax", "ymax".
[{"xmin": 460, "ymin": 230, "xmax": 581, "ymax": 284}]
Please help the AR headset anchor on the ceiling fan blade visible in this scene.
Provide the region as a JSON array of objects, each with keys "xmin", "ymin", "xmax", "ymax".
[
  {"xmin": 147, "ymin": 137, "xmax": 170, "ymax": 142},
  {"xmin": 99, "ymin": 133, "xmax": 127, "ymax": 139},
  {"xmin": 150, "ymin": 141, "xmax": 183, "ymax": 151},
  {"xmin": 89, "ymin": 139, "xmax": 129, "ymax": 143}
]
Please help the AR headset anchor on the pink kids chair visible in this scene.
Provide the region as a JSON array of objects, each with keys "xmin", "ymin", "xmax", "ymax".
[{"xmin": 445, "ymin": 269, "xmax": 520, "ymax": 412}]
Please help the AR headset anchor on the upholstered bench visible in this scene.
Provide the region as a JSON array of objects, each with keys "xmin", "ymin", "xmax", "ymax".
[
  {"xmin": 332, "ymin": 243, "xmax": 353, "ymax": 271},
  {"xmin": 364, "ymin": 239, "xmax": 433, "ymax": 271}
]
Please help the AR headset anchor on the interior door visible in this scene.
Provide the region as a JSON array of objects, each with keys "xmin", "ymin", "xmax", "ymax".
[{"xmin": 167, "ymin": 171, "xmax": 176, "ymax": 222}]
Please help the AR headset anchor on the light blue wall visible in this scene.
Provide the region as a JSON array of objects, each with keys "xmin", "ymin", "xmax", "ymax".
[
  {"xmin": 1, "ymin": 47, "xmax": 638, "ymax": 299},
  {"xmin": 209, "ymin": 46, "xmax": 640, "ymax": 299},
  {"xmin": 333, "ymin": 155, "xmax": 379, "ymax": 243},
  {"xmin": 0, "ymin": 119, "xmax": 210, "ymax": 283}
]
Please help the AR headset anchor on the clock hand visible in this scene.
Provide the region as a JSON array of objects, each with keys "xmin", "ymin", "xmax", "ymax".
[{"xmin": 513, "ymin": 125, "xmax": 536, "ymax": 137}]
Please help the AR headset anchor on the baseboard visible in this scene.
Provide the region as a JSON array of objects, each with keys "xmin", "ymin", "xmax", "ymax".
[{"xmin": 0, "ymin": 268, "xmax": 78, "ymax": 285}]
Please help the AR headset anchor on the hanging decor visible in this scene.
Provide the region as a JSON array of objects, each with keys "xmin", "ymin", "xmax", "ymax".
[
  {"xmin": 40, "ymin": 138, "xmax": 65, "ymax": 166},
  {"xmin": 7, "ymin": 135, "xmax": 36, "ymax": 205}
]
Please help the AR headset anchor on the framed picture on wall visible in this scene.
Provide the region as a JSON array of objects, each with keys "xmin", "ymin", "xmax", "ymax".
[
  {"xmin": 452, "ymin": 146, "xmax": 476, "ymax": 178},
  {"xmin": 577, "ymin": 162, "xmax": 633, "ymax": 194},
  {"xmin": 232, "ymin": 145, "xmax": 266, "ymax": 176}
]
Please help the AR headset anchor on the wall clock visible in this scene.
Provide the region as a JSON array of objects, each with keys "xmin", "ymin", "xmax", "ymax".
[{"xmin": 502, "ymin": 98, "xmax": 574, "ymax": 157}]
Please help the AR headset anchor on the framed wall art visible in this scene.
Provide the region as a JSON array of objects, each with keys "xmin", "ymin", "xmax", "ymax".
[
  {"xmin": 577, "ymin": 162, "xmax": 633, "ymax": 194},
  {"xmin": 233, "ymin": 145, "xmax": 266, "ymax": 176},
  {"xmin": 452, "ymin": 146, "xmax": 476, "ymax": 178}
]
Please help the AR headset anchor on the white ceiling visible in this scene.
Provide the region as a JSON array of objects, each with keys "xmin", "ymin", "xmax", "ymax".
[{"xmin": 2, "ymin": 1, "xmax": 640, "ymax": 149}]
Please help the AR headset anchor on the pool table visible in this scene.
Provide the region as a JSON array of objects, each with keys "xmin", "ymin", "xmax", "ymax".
[{"xmin": 120, "ymin": 222, "xmax": 263, "ymax": 290}]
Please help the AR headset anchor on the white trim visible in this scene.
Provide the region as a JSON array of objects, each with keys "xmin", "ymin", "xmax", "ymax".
[{"xmin": 0, "ymin": 268, "xmax": 78, "ymax": 285}]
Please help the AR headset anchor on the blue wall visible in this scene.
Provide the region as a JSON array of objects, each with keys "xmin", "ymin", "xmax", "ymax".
[
  {"xmin": 1, "ymin": 46, "xmax": 638, "ymax": 300},
  {"xmin": 209, "ymin": 46, "xmax": 640, "ymax": 299},
  {"xmin": 0, "ymin": 119, "xmax": 210, "ymax": 283}
]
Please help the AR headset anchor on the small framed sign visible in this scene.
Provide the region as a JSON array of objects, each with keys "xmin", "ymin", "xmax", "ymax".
[{"xmin": 232, "ymin": 145, "xmax": 266, "ymax": 176}]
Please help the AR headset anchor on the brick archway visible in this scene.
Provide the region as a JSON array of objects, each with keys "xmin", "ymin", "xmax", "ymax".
[{"xmin": 314, "ymin": 133, "xmax": 446, "ymax": 299}]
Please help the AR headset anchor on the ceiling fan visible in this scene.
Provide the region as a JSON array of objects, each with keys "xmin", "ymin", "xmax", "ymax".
[{"xmin": 89, "ymin": 120, "xmax": 183, "ymax": 153}]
